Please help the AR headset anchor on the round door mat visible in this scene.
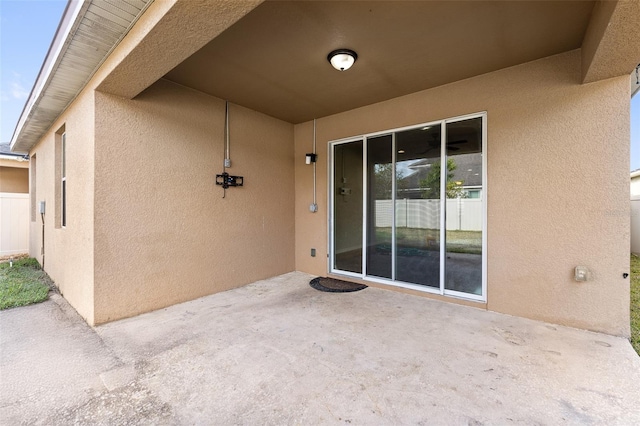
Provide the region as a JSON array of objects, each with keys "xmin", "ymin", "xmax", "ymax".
[{"xmin": 309, "ymin": 277, "xmax": 368, "ymax": 293}]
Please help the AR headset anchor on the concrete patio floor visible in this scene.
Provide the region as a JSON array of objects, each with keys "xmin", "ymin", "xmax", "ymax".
[{"xmin": 2, "ymin": 272, "xmax": 639, "ymax": 425}]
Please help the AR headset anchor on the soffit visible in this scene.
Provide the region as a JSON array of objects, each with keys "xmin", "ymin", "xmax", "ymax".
[
  {"xmin": 164, "ymin": 0, "xmax": 595, "ymax": 124},
  {"xmin": 11, "ymin": 0, "xmax": 152, "ymax": 153}
]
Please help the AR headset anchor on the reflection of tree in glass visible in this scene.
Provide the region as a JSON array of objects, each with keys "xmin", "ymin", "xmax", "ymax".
[
  {"xmin": 420, "ymin": 159, "xmax": 467, "ymax": 199},
  {"xmin": 373, "ymin": 163, "xmax": 408, "ymax": 199}
]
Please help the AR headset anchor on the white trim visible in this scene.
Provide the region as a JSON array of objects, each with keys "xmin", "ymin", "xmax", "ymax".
[
  {"xmin": 61, "ymin": 132, "xmax": 67, "ymax": 228},
  {"xmin": 391, "ymin": 132, "xmax": 397, "ymax": 281},
  {"xmin": 327, "ymin": 134, "xmax": 332, "ymax": 274},
  {"xmin": 0, "ymin": 154, "xmax": 28, "ymax": 162},
  {"xmin": 330, "ymin": 119, "xmax": 444, "ymax": 146},
  {"xmin": 331, "ymin": 270, "xmax": 363, "ymax": 280},
  {"xmin": 440, "ymin": 122, "xmax": 446, "ymax": 295},
  {"xmin": 482, "ymin": 113, "xmax": 488, "ymax": 301},
  {"xmin": 444, "ymin": 288, "xmax": 486, "ymax": 302},
  {"xmin": 361, "ymin": 274, "xmax": 443, "ymax": 295},
  {"xmin": 361, "ymin": 137, "xmax": 367, "ymax": 275},
  {"xmin": 329, "ymin": 137, "xmax": 365, "ymax": 275}
]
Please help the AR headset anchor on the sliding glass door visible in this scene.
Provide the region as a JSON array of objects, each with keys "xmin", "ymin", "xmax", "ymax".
[
  {"xmin": 444, "ymin": 117, "xmax": 483, "ymax": 296},
  {"xmin": 330, "ymin": 113, "xmax": 485, "ymax": 301},
  {"xmin": 395, "ymin": 125, "xmax": 442, "ymax": 288},
  {"xmin": 333, "ymin": 140, "xmax": 363, "ymax": 274},
  {"xmin": 367, "ymin": 134, "xmax": 393, "ymax": 280}
]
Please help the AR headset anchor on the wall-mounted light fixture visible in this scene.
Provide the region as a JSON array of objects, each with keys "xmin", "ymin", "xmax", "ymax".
[
  {"xmin": 305, "ymin": 153, "xmax": 317, "ymax": 165},
  {"xmin": 327, "ymin": 49, "xmax": 358, "ymax": 71}
]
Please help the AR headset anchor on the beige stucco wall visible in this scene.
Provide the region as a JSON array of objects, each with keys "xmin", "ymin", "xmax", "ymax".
[
  {"xmin": 93, "ymin": 79, "xmax": 295, "ymax": 324},
  {"xmin": 19, "ymin": 0, "xmax": 273, "ymax": 326},
  {"xmin": 0, "ymin": 166, "xmax": 29, "ymax": 193},
  {"xmin": 28, "ymin": 91, "xmax": 95, "ymax": 324},
  {"xmin": 294, "ymin": 49, "xmax": 630, "ymax": 336}
]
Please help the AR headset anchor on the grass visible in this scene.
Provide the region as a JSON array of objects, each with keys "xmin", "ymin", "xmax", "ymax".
[
  {"xmin": 0, "ymin": 258, "xmax": 52, "ymax": 310},
  {"xmin": 631, "ymin": 253, "xmax": 640, "ymax": 355},
  {"xmin": 375, "ymin": 227, "xmax": 482, "ymax": 254}
]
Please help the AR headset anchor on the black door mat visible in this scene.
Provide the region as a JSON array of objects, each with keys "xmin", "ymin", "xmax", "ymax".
[{"xmin": 309, "ymin": 277, "xmax": 368, "ymax": 293}]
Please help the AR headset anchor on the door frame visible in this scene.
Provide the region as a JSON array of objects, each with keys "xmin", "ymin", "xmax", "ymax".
[{"xmin": 328, "ymin": 112, "xmax": 487, "ymax": 302}]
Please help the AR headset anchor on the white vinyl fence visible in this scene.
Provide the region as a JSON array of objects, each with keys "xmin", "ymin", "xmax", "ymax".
[
  {"xmin": 632, "ymin": 196, "xmax": 640, "ymax": 255},
  {"xmin": 0, "ymin": 193, "xmax": 29, "ymax": 256},
  {"xmin": 375, "ymin": 199, "xmax": 482, "ymax": 231}
]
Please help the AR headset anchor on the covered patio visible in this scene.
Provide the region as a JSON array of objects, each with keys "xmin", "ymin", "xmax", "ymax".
[{"xmin": 2, "ymin": 272, "xmax": 639, "ymax": 424}]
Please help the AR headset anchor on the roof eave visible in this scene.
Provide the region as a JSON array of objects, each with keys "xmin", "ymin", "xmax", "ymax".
[
  {"xmin": 9, "ymin": 0, "xmax": 152, "ymax": 153},
  {"xmin": 9, "ymin": 0, "xmax": 86, "ymax": 153}
]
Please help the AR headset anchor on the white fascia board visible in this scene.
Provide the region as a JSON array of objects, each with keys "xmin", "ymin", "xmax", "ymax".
[
  {"xmin": 0, "ymin": 154, "xmax": 27, "ymax": 162},
  {"xmin": 9, "ymin": 0, "xmax": 86, "ymax": 152}
]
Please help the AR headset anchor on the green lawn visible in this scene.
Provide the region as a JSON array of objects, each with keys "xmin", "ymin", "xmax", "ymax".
[
  {"xmin": 0, "ymin": 258, "xmax": 52, "ymax": 310},
  {"xmin": 631, "ymin": 253, "xmax": 640, "ymax": 355},
  {"xmin": 375, "ymin": 227, "xmax": 482, "ymax": 254}
]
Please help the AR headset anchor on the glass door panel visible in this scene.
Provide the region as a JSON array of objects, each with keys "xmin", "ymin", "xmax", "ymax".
[
  {"xmin": 333, "ymin": 141, "xmax": 363, "ymax": 273},
  {"xmin": 444, "ymin": 117, "xmax": 483, "ymax": 295},
  {"xmin": 394, "ymin": 125, "xmax": 441, "ymax": 288},
  {"xmin": 366, "ymin": 135, "xmax": 393, "ymax": 279},
  {"xmin": 330, "ymin": 113, "xmax": 485, "ymax": 300}
]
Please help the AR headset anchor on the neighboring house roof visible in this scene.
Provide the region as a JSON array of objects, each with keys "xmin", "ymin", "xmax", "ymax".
[
  {"xmin": 0, "ymin": 143, "xmax": 28, "ymax": 162},
  {"xmin": 10, "ymin": 0, "xmax": 152, "ymax": 153},
  {"xmin": 400, "ymin": 154, "xmax": 483, "ymax": 197},
  {"xmin": 632, "ymin": 169, "xmax": 640, "ymax": 179}
]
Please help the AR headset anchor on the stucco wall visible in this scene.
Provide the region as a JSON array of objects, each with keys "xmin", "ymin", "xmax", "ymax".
[
  {"xmin": 0, "ymin": 166, "xmax": 29, "ymax": 193},
  {"xmin": 28, "ymin": 91, "xmax": 95, "ymax": 324},
  {"xmin": 93, "ymin": 79, "xmax": 295, "ymax": 324},
  {"xmin": 294, "ymin": 49, "xmax": 630, "ymax": 336}
]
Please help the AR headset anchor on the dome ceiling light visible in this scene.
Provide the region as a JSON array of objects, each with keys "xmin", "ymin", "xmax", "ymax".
[{"xmin": 327, "ymin": 49, "xmax": 358, "ymax": 71}]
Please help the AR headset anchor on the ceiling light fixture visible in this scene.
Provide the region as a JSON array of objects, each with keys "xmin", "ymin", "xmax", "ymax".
[{"xmin": 328, "ymin": 49, "xmax": 358, "ymax": 71}]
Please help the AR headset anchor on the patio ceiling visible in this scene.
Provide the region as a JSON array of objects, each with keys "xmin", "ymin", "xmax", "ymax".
[{"xmin": 164, "ymin": 0, "xmax": 596, "ymax": 124}]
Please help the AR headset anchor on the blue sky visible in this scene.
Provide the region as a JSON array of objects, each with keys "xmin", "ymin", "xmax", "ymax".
[
  {"xmin": 0, "ymin": 0, "xmax": 639, "ymax": 170},
  {"xmin": 0, "ymin": 0, "xmax": 66, "ymax": 148}
]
